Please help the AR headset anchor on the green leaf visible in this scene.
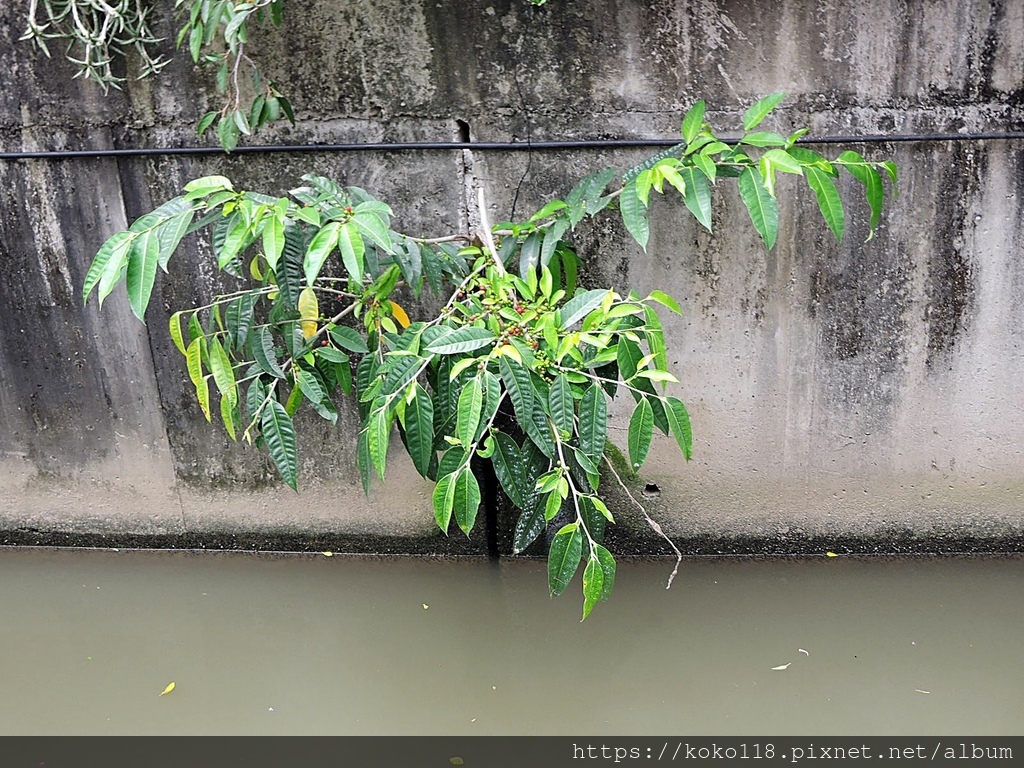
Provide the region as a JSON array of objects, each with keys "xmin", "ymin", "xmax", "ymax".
[
  {"xmin": 681, "ymin": 99, "xmax": 706, "ymax": 144},
  {"xmin": 548, "ymin": 373, "xmax": 574, "ymax": 436},
  {"xmin": 402, "ymin": 383, "xmax": 434, "ymax": 478},
  {"xmin": 207, "ymin": 336, "xmax": 237, "ymax": 404},
  {"xmin": 329, "ymin": 324, "xmax": 370, "ymax": 354},
  {"xmin": 425, "ymin": 326, "xmax": 496, "ymax": 355},
  {"xmin": 155, "ymin": 207, "xmax": 195, "ymax": 271},
  {"xmin": 548, "ymin": 523, "xmax": 583, "ymax": 597},
  {"xmin": 351, "ymin": 208, "xmax": 395, "ymax": 255},
  {"xmin": 881, "ymin": 161, "xmax": 899, "ymax": 193},
  {"xmin": 582, "ymin": 556, "xmax": 604, "ymax": 620},
  {"xmin": 643, "ymin": 305, "xmax": 668, "ymax": 373},
  {"xmin": 183, "ymin": 175, "xmax": 234, "ymax": 198},
  {"xmin": 627, "ymin": 398, "xmax": 654, "ymax": 471},
  {"xmin": 262, "ymin": 215, "xmax": 285, "ymax": 272},
  {"xmin": 219, "ymin": 391, "xmax": 237, "ymax": 441},
  {"xmin": 558, "ymin": 288, "xmax": 609, "ymax": 330},
  {"xmin": 456, "ymin": 376, "xmax": 484, "ymax": 448},
  {"xmin": 169, "ymin": 311, "xmax": 187, "ymax": 356},
  {"xmin": 529, "ymin": 199, "xmax": 568, "ymax": 222},
  {"xmin": 540, "ymin": 217, "xmax": 569, "ymax": 268},
  {"xmin": 251, "ymin": 326, "xmax": 286, "ymax": 379},
  {"xmin": 432, "ymin": 470, "xmax": 456, "ymax": 532},
  {"xmin": 357, "ymin": 426, "xmax": 373, "ymax": 495},
  {"xmin": 337, "ymin": 222, "xmax": 366, "ymax": 284},
  {"xmin": 678, "ymin": 166, "xmax": 713, "ymax": 231},
  {"xmin": 513, "ymin": 500, "xmax": 547, "ymax": 554},
  {"xmin": 743, "ymin": 92, "xmax": 786, "ymax": 131},
  {"xmin": 594, "ymin": 544, "xmax": 616, "ymax": 601},
  {"xmin": 519, "ymin": 231, "xmax": 542, "ymax": 280},
  {"xmin": 565, "ymin": 168, "xmax": 616, "ymax": 227},
  {"xmin": 262, "ymin": 399, "xmax": 298, "ymax": 490},
  {"xmin": 647, "ymin": 289, "xmax": 682, "ymax": 314},
  {"xmin": 805, "ymin": 166, "xmax": 845, "ymax": 243},
  {"xmin": 578, "ymin": 383, "xmax": 607, "ymax": 461},
  {"xmin": 738, "ymin": 167, "xmax": 778, "ymax": 250},
  {"xmin": 125, "ymin": 229, "xmax": 160, "ymax": 320},
  {"xmin": 665, "ymin": 396, "xmax": 694, "ymax": 461},
  {"xmin": 740, "ymin": 131, "xmax": 788, "ymax": 147},
  {"xmin": 367, "ymin": 402, "xmax": 391, "ymax": 481},
  {"xmin": 619, "ymin": 180, "xmax": 649, "ymax": 251},
  {"xmin": 838, "ymin": 152, "xmax": 883, "ymax": 237},
  {"xmin": 83, "ymin": 231, "xmax": 133, "ymax": 305},
  {"xmin": 490, "ymin": 431, "xmax": 526, "ymax": 509},
  {"xmin": 498, "ymin": 357, "xmax": 535, "ymax": 434},
  {"xmin": 217, "ymin": 115, "xmax": 240, "ymax": 153},
  {"xmin": 452, "ymin": 466, "xmax": 482, "ymax": 535},
  {"xmin": 197, "ymin": 111, "xmax": 218, "ymax": 136},
  {"xmin": 303, "ymin": 221, "xmax": 340, "ymax": 286},
  {"xmin": 692, "ymin": 153, "xmax": 717, "ymax": 182},
  {"xmin": 294, "ymin": 367, "xmax": 325, "ymax": 405}
]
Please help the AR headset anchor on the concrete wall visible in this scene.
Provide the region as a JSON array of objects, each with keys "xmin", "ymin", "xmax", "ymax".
[{"xmin": 1, "ymin": 0, "xmax": 1022, "ymax": 554}]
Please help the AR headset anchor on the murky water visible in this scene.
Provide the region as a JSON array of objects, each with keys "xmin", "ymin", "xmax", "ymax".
[{"xmin": 1, "ymin": 548, "xmax": 1021, "ymax": 735}]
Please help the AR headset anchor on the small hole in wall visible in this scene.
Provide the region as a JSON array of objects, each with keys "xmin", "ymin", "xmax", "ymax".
[
  {"xmin": 455, "ymin": 119, "xmax": 471, "ymax": 144},
  {"xmin": 643, "ymin": 483, "xmax": 661, "ymax": 497}
]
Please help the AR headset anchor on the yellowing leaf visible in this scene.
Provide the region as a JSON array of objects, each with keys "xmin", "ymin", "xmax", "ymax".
[
  {"xmin": 826, "ymin": 551, "xmax": 838, "ymax": 558},
  {"xmin": 159, "ymin": 682, "xmax": 176, "ymax": 696},
  {"xmin": 298, "ymin": 287, "xmax": 319, "ymax": 340},
  {"xmin": 389, "ymin": 300, "xmax": 411, "ymax": 328},
  {"xmin": 450, "ymin": 759, "xmax": 465, "ymax": 766},
  {"xmin": 422, "ymin": 604, "xmax": 429, "ymax": 609},
  {"xmin": 322, "ymin": 551, "xmax": 333, "ymax": 557},
  {"xmin": 771, "ymin": 663, "xmax": 791, "ymax": 671}
]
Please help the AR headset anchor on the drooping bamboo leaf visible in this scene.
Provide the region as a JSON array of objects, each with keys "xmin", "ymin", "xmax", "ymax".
[
  {"xmin": 619, "ymin": 179, "xmax": 650, "ymax": 251},
  {"xmin": 426, "ymin": 326, "xmax": 496, "ymax": 355},
  {"xmin": 805, "ymin": 166, "xmax": 845, "ymax": 243},
  {"xmin": 678, "ymin": 166, "xmax": 713, "ymax": 231},
  {"xmin": 548, "ymin": 523, "xmax": 583, "ymax": 597},
  {"xmin": 403, "ymin": 383, "xmax": 435, "ymax": 478},
  {"xmin": 582, "ymin": 555, "xmax": 604, "ymax": 620},
  {"xmin": 738, "ymin": 166, "xmax": 778, "ymax": 250},
  {"xmin": 680, "ymin": 99, "xmax": 706, "ymax": 145},
  {"xmin": 578, "ymin": 383, "xmax": 608, "ymax": 461},
  {"xmin": 665, "ymin": 396, "xmax": 694, "ymax": 461},
  {"xmin": 627, "ymin": 398, "xmax": 654, "ymax": 471},
  {"xmin": 261, "ymin": 398, "xmax": 297, "ymax": 490},
  {"xmin": 743, "ymin": 92, "xmax": 786, "ymax": 131},
  {"xmin": 549, "ymin": 373, "xmax": 574, "ymax": 436}
]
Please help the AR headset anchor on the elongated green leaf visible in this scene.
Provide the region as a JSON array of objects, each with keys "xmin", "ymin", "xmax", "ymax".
[
  {"xmin": 619, "ymin": 180, "xmax": 649, "ymax": 251},
  {"xmin": 490, "ymin": 431, "xmax": 526, "ymax": 508},
  {"xmin": 184, "ymin": 175, "xmax": 234, "ymax": 198},
  {"xmin": 225, "ymin": 293, "xmax": 256, "ymax": 352},
  {"xmin": 207, "ymin": 336, "xmax": 237, "ymax": 404},
  {"xmin": 498, "ymin": 356, "xmax": 534, "ymax": 428},
  {"xmin": 565, "ymin": 168, "xmax": 616, "ymax": 227},
  {"xmin": 627, "ymin": 398, "xmax": 654, "ymax": 471},
  {"xmin": 837, "ymin": 151, "xmax": 883, "ymax": 236},
  {"xmin": 643, "ymin": 306, "xmax": 668, "ymax": 373},
  {"xmin": 647, "ymin": 289, "xmax": 682, "ymax": 314},
  {"xmin": 367, "ymin": 403, "xmax": 391, "ymax": 480},
  {"xmin": 303, "ymin": 221, "xmax": 340, "ymax": 286},
  {"xmin": 262, "ymin": 399, "xmax": 298, "ymax": 490},
  {"xmin": 155, "ymin": 208, "xmax": 195, "ymax": 271},
  {"xmin": 540, "ymin": 218, "xmax": 569, "ymax": 268},
  {"xmin": 252, "ymin": 326, "xmax": 286, "ymax": 378},
  {"xmin": 665, "ymin": 396, "xmax": 693, "ymax": 461},
  {"xmin": 329, "ymin": 324, "xmax": 370, "ymax": 354},
  {"xmin": 549, "ymin": 373, "xmax": 574, "ymax": 436},
  {"xmin": 513, "ymin": 500, "xmax": 546, "ymax": 554},
  {"xmin": 456, "ymin": 376, "xmax": 484, "ymax": 448},
  {"xmin": 357, "ymin": 428, "xmax": 374, "ymax": 495},
  {"xmin": 558, "ymin": 288, "xmax": 608, "ymax": 330},
  {"xmin": 262, "ymin": 214, "xmax": 285, "ymax": 272},
  {"xmin": 805, "ymin": 166, "xmax": 845, "ymax": 243},
  {"xmin": 679, "ymin": 166, "xmax": 712, "ymax": 231},
  {"xmin": 432, "ymin": 470, "xmax": 456, "ymax": 532},
  {"xmin": 337, "ymin": 222, "xmax": 366, "ymax": 284},
  {"xmin": 404, "ymin": 383, "xmax": 435, "ymax": 478},
  {"xmin": 294, "ymin": 367, "xmax": 325, "ymax": 405},
  {"xmin": 681, "ymin": 99, "xmax": 706, "ymax": 144},
  {"xmin": 452, "ymin": 466, "xmax": 482, "ymax": 535},
  {"xmin": 216, "ymin": 214, "xmax": 250, "ymax": 268},
  {"xmin": 578, "ymin": 383, "xmax": 608, "ymax": 461},
  {"xmin": 693, "ymin": 152, "xmax": 717, "ymax": 182},
  {"xmin": 351, "ymin": 209, "xmax": 395, "ymax": 255},
  {"xmin": 519, "ymin": 231, "xmax": 542, "ymax": 280},
  {"xmin": 594, "ymin": 544, "xmax": 616, "ymax": 601},
  {"xmin": 84, "ymin": 231, "xmax": 133, "ymax": 305},
  {"xmin": 743, "ymin": 92, "xmax": 786, "ymax": 131},
  {"xmin": 220, "ymin": 391, "xmax": 237, "ymax": 441},
  {"xmin": 548, "ymin": 523, "xmax": 583, "ymax": 597},
  {"xmin": 582, "ymin": 555, "xmax": 604, "ymax": 620},
  {"xmin": 738, "ymin": 167, "xmax": 778, "ymax": 250},
  {"xmin": 740, "ymin": 131, "xmax": 788, "ymax": 147},
  {"xmin": 426, "ymin": 326, "xmax": 496, "ymax": 355},
  {"xmin": 169, "ymin": 312, "xmax": 187, "ymax": 356}
]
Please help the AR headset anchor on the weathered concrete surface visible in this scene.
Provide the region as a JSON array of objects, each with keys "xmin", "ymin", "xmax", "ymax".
[{"xmin": 1, "ymin": 0, "xmax": 1023, "ymax": 554}]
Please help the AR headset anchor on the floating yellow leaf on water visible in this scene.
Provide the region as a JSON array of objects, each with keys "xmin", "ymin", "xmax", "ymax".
[
  {"xmin": 159, "ymin": 682, "xmax": 176, "ymax": 696},
  {"xmin": 322, "ymin": 551, "xmax": 333, "ymax": 557},
  {"xmin": 298, "ymin": 286, "xmax": 319, "ymax": 339},
  {"xmin": 826, "ymin": 551, "xmax": 838, "ymax": 557},
  {"xmin": 771, "ymin": 663, "xmax": 791, "ymax": 671},
  {"xmin": 389, "ymin": 300, "xmax": 411, "ymax": 328},
  {"xmin": 449, "ymin": 758, "xmax": 465, "ymax": 766},
  {"xmin": 423, "ymin": 604, "xmax": 429, "ymax": 609},
  {"xmin": 915, "ymin": 689, "xmax": 931, "ymax": 694}
]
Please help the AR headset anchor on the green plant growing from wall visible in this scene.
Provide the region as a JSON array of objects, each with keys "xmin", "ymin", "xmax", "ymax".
[{"xmin": 83, "ymin": 93, "xmax": 896, "ymax": 618}]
